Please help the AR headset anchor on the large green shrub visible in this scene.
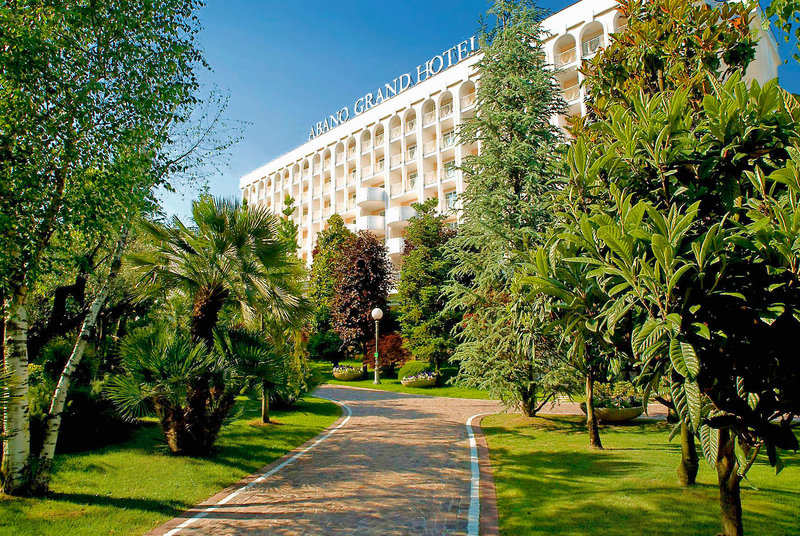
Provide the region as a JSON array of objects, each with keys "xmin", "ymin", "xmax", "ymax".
[
  {"xmin": 398, "ymin": 361, "xmax": 431, "ymax": 381},
  {"xmin": 307, "ymin": 330, "xmax": 344, "ymax": 366}
]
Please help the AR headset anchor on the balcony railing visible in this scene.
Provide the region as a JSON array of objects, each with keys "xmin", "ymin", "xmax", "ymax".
[
  {"xmin": 406, "ymin": 147, "xmax": 417, "ymax": 161},
  {"xmin": 440, "ymin": 103, "xmax": 453, "ymax": 118},
  {"xmin": 361, "ymin": 141, "xmax": 371, "ymax": 153},
  {"xmin": 391, "ymin": 154, "xmax": 403, "ymax": 168},
  {"xmin": 405, "ymin": 119, "xmax": 416, "ymax": 133},
  {"xmin": 375, "ymin": 134, "xmax": 384, "ymax": 146},
  {"xmin": 313, "ymin": 210, "xmax": 321, "ymax": 221},
  {"xmin": 423, "ymin": 110, "xmax": 436, "ymax": 125},
  {"xmin": 442, "ymin": 133, "xmax": 456, "ymax": 148},
  {"xmin": 582, "ymin": 35, "xmax": 602, "ymax": 58},
  {"xmin": 390, "ymin": 126, "xmax": 401, "ymax": 139},
  {"xmin": 461, "ymin": 93, "xmax": 476, "ymax": 109},
  {"xmin": 556, "ymin": 47, "xmax": 577, "ymax": 68},
  {"xmin": 563, "ymin": 85, "xmax": 580, "ymax": 102},
  {"xmin": 347, "ymin": 198, "xmax": 356, "ymax": 209},
  {"xmin": 424, "ymin": 171, "xmax": 438, "ymax": 185},
  {"xmin": 390, "ymin": 183, "xmax": 403, "ymax": 196},
  {"xmin": 362, "ymin": 165, "xmax": 373, "ymax": 177},
  {"xmin": 408, "ymin": 175, "xmax": 417, "ymax": 189},
  {"xmin": 323, "ymin": 207, "xmax": 332, "ymax": 218},
  {"xmin": 323, "ymin": 159, "xmax": 331, "ymax": 170},
  {"xmin": 347, "ymin": 147, "xmax": 356, "ymax": 159},
  {"xmin": 336, "ymin": 152, "xmax": 344, "ymax": 162},
  {"xmin": 376, "ymin": 160, "xmax": 385, "ymax": 173},
  {"xmin": 313, "ymin": 165, "xmax": 321, "ymax": 174},
  {"xmin": 323, "ymin": 183, "xmax": 332, "ymax": 193},
  {"xmin": 336, "ymin": 178, "xmax": 345, "ymax": 189},
  {"xmin": 349, "ymin": 170, "xmax": 357, "ymax": 182},
  {"xmin": 423, "ymin": 140, "xmax": 437, "ymax": 155},
  {"xmin": 443, "ymin": 165, "xmax": 458, "ymax": 181}
]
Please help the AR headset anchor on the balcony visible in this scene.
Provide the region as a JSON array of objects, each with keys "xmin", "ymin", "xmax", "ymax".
[
  {"xmin": 440, "ymin": 102, "xmax": 453, "ymax": 118},
  {"xmin": 375, "ymin": 134, "xmax": 384, "ymax": 146},
  {"xmin": 336, "ymin": 152, "xmax": 344, "ymax": 163},
  {"xmin": 405, "ymin": 119, "xmax": 416, "ymax": 133},
  {"xmin": 356, "ymin": 186, "xmax": 387, "ymax": 209},
  {"xmin": 461, "ymin": 93, "xmax": 476, "ymax": 109},
  {"xmin": 387, "ymin": 237, "xmax": 405, "ymax": 257},
  {"xmin": 346, "ymin": 197, "xmax": 356, "ymax": 210},
  {"xmin": 362, "ymin": 165, "xmax": 374, "ymax": 177},
  {"xmin": 361, "ymin": 141, "xmax": 372, "ymax": 154},
  {"xmin": 390, "ymin": 126, "xmax": 401, "ymax": 139},
  {"xmin": 441, "ymin": 133, "xmax": 456, "ymax": 149},
  {"xmin": 424, "ymin": 171, "xmax": 438, "ymax": 185},
  {"xmin": 406, "ymin": 146, "xmax": 417, "ymax": 161},
  {"xmin": 349, "ymin": 170, "xmax": 357, "ymax": 182},
  {"xmin": 323, "ymin": 207, "xmax": 332, "ymax": 218},
  {"xmin": 443, "ymin": 164, "xmax": 458, "ymax": 181},
  {"xmin": 423, "ymin": 110, "xmax": 436, "ymax": 125},
  {"xmin": 313, "ymin": 165, "xmax": 321, "ymax": 174},
  {"xmin": 390, "ymin": 154, "xmax": 403, "ymax": 168},
  {"xmin": 423, "ymin": 140, "xmax": 437, "ymax": 155},
  {"xmin": 345, "ymin": 223, "xmax": 357, "ymax": 233},
  {"xmin": 376, "ymin": 160, "xmax": 385, "ymax": 173},
  {"xmin": 323, "ymin": 183, "xmax": 332, "ymax": 194},
  {"xmin": 323, "ymin": 159, "xmax": 331, "ymax": 170},
  {"xmin": 386, "ymin": 205, "xmax": 416, "ymax": 229},
  {"xmin": 582, "ymin": 35, "xmax": 602, "ymax": 58},
  {"xmin": 313, "ymin": 210, "xmax": 322, "ymax": 221},
  {"xmin": 563, "ymin": 84, "xmax": 580, "ymax": 102},
  {"xmin": 356, "ymin": 215, "xmax": 386, "ymax": 235},
  {"xmin": 336, "ymin": 178, "xmax": 345, "ymax": 189},
  {"xmin": 347, "ymin": 147, "xmax": 356, "ymax": 159},
  {"xmin": 556, "ymin": 47, "xmax": 577, "ymax": 68}
]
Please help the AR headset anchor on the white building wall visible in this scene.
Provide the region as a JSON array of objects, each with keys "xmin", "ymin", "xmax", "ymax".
[{"xmin": 240, "ymin": 0, "xmax": 779, "ymax": 268}]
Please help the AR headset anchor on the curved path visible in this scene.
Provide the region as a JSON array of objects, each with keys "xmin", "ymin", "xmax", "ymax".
[{"xmin": 147, "ymin": 385, "xmax": 504, "ymax": 536}]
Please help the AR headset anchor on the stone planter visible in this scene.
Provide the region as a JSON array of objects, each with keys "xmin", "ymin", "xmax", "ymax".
[
  {"xmin": 580, "ymin": 403, "xmax": 645, "ymax": 423},
  {"xmin": 400, "ymin": 377, "xmax": 437, "ymax": 388},
  {"xmin": 333, "ymin": 369, "xmax": 363, "ymax": 381}
]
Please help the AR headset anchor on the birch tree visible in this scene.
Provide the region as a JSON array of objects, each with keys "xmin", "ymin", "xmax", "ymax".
[{"xmin": 0, "ymin": 0, "xmax": 205, "ymax": 495}]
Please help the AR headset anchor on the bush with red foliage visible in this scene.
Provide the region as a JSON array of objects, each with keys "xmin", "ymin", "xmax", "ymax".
[{"xmin": 364, "ymin": 332, "xmax": 411, "ymax": 377}]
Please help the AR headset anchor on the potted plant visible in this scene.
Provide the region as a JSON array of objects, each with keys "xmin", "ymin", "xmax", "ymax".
[
  {"xmin": 400, "ymin": 371, "xmax": 437, "ymax": 388},
  {"xmin": 580, "ymin": 381, "xmax": 645, "ymax": 423},
  {"xmin": 332, "ymin": 365, "xmax": 363, "ymax": 381}
]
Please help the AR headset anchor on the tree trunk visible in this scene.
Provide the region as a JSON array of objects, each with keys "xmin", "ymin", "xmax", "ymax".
[
  {"xmin": 520, "ymin": 384, "xmax": 538, "ymax": 417},
  {"xmin": 1, "ymin": 284, "xmax": 32, "ymax": 495},
  {"xmin": 32, "ymin": 223, "xmax": 131, "ymax": 492},
  {"xmin": 261, "ymin": 381, "xmax": 271, "ymax": 423},
  {"xmin": 677, "ymin": 421, "xmax": 699, "ymax": 486},
  {"xmin": 585, "ymin": 370, "xmax": 603, "ymax": 450},
  {"xmin": 191, "ymin": 285, "xmax": 228, "ymax": 347},
  {"xmin": 716, "ymin": 428, "xmax": 744, "ymax": 536}
]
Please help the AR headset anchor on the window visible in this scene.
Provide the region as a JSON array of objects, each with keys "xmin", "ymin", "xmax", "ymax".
[
  {"xmin": 442, "ymin": 130, "xmax": 456, "ymax": 147},
  {"xmin": 446, "ymin": 191, "xmax": 458, "ymax": 209},
  {"xmin": 408, "ymin": 172, "xmax": 418, "ymax": 188}
]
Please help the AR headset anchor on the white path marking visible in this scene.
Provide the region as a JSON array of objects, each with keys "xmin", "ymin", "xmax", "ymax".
[
  {"xmin": 466, "ymin": 412, "xmax": 494, "ymax": 536},
  {"xmin": 163, "ymin": 395, "xmax": 352, "ymax": 536}
]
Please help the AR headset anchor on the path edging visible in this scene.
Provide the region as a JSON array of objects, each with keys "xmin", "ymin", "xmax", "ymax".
[{"xmin": 466, "ymin": 413, "xmax": 501, "ymax": 536}]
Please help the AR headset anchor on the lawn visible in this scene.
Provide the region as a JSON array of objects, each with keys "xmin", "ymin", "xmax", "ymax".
[
  {"xmin": 482, "ymin": 414, "xmax": 800, "ymax": 536},
  {"xmin": 0, "ymin": 396, "xmax": 341, "ymax": 536},
  {"xmin": 312, "ymin": 360, "xmax": 492, "ymax": 399}
]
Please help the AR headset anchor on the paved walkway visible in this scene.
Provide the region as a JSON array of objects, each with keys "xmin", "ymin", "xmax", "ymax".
[{"xmin": 147, "ymin": 386, "xmax": 503, "ymax": 536}]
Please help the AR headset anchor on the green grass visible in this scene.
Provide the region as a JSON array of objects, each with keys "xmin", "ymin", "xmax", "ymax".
[
  {"xmin": 0, "ymin": 397, "xmax": 341, "ymax": 536},
  {"xmin": 311, "ymin": 360, "xmax": 492, "ymax": 399},
  {"xmin": 482, "ymin": 413, "xmax": 800, "ymax": 536}
]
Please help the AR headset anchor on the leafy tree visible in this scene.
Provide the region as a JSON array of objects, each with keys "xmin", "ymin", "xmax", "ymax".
[
  {"xmin": 330, "ymin": 232, "xmax": 391, "ymax": 361},
  {"xmin": 277, "ymin": 195, "xmax": 301, "ymax": 256},
  {"xmin": 0, "ymin": 0, "xmax": 206, "ymax": 495},
  {"xmin": 396, "ymin": 199, "xmax": 457, "ymax": 371},
  {"xmin": 521, "ymin": 0, "xmax": 799, "ymax": 531},
  {"xmin": 444, "ymin": 0, "xmax": 575, "ymax": 417},
  {"xmin": 309, "ymin": 215, "xmax": 354, "ymax": 331},
  {"xmin": 307, "ymin": 331, "xmax": 345, "ymax": 366},
  {"xmin": 364, "ymin": 332, "xmax": 411, "ymax": 377}
]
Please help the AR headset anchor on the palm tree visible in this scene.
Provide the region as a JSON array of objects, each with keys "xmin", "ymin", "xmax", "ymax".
[
  {"xmin": 105, "ymin": 324, "xmax": 237, "ymax": 456},
  {"xmin": 215, "ymin": 327, "xmax": 287, "ymax": 423},
  {"xmin": 129, "ymin": 196, "xmax": 308, "ymax": 346}
]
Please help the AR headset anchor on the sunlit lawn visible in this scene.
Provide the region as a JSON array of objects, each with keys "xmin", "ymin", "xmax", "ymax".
[
  {"xmin": 482, "ymin": 414, "xmax": 800, "ymax": 536},
  {"xmin": 312, "ymin": 359, "xmax": 492, "ymax": 399},
  {"xmin": 0, "ymin": 397, "xmax": 341, "ymax": 536}
]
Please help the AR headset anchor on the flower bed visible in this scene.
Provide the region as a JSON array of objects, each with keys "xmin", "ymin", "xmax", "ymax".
[
  {"xmin": 400, "ymin": 371, "xmax": 437, "ymax": 388},
  {"xmin": 580, "ymin": 381, "xmax": 645, "ymax": 422},
  {"xmin": 332, "ymin": 365, "xmax": 363, "ymax": 381}
]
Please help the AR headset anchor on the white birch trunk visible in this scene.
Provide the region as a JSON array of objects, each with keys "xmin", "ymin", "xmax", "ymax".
[
  {"xmin": 32, "ymin": 222, "xmax": 131, "ymax": 491},
  {"xmin": 1, "ymin": 285, "xmax": 32, "ymax": 494}
]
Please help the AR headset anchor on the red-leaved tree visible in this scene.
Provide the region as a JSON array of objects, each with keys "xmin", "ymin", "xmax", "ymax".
[{"xmin": 330, "ymin": 231, "xmax": 392, "ymax": 360}]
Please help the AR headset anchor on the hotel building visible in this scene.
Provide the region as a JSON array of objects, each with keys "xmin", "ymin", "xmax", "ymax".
[{"xmin": 240, "ymin": 0, "xmax": 779, "ymax": 268}]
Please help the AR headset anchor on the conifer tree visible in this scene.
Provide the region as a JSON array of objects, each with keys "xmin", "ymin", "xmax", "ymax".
[{"xmin": 445, "ymin": 0, "xmax": 577, "ymax": 416}]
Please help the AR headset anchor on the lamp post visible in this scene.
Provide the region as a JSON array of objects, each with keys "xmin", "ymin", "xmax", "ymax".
[{"xmin": 371, "ymin": 307, "xmax": 383, "ymax": 385}]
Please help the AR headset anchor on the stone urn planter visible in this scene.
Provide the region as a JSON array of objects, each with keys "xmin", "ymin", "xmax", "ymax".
[
  {"xmin": 400, "ymin": 374, "xmax": 437, "ymax": 388},
  {"xmin": 332, "ymin": 368, "xmax": 363, "ymax": 381},
  {"xmin": 580, "ymin": 403, "xmax": 645, "ymax": 423}
]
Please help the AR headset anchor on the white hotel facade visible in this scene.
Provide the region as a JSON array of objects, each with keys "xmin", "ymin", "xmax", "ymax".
[{"xmin": 240, "ymin": 0, "xmax": 779, "ymax": 268}]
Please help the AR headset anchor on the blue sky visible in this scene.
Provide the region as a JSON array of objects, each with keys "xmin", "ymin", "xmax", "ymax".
[{"xmin": 160, "ymin": 0, "xmax": 800, "ymax": 218}]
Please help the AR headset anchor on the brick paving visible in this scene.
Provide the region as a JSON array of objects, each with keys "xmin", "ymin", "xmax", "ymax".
[{"xmin": 147, "ymin": 385, "xmax": 503, "ymax": 536}]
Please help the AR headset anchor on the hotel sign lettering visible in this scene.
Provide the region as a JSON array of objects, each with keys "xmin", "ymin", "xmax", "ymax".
[{"xmin": 308, "ymin": 36, "xmax": 479, "ymax": 141}]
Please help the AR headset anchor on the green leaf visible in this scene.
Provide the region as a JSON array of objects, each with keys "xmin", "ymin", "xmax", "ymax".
[{"xmin": 669, "ymin": 339, "xmax": 700, "ymax": 380}]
